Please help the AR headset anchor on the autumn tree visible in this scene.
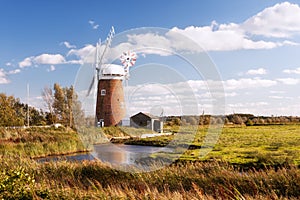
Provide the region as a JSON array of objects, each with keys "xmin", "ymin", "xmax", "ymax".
[
  {"xmin": 0, "ymin": 93, "xmax": 46, "ymax": 126},
  {"xmin": 0, "ymin": 93, "xmax": 24, "ymax": 126},
  {"xmin": 53, "ymin": 83, "xmax": 66, "ymax": 123},
  {"xmin": 42, "ymin": 86, "xmax": 55, "ymax": 124},
  {"xmin": 48, "ymin": 83, "xmax": 84, "ymax": 128}
]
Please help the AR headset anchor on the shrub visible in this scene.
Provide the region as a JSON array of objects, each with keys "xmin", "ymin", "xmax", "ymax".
[{"xmin": 0, "ymin": 167, "xmax": 35, "ymax": 199}]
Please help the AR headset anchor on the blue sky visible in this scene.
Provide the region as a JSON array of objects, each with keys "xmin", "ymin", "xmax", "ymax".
[{"xmin": 1, "ymin": 0, "xmax": 300, "ymax": 116}]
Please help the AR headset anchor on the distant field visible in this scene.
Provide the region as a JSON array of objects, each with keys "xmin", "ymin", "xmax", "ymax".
[{"xmin": 129, "ymin": 124, "xmax": 300, "ymax": 166}]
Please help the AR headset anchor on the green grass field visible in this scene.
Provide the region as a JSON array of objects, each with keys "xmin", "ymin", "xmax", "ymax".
[
  {"xmin": 186, "ymin": 124, "xmax": 300, "ymax": 166},
  {"xmin": 126, "ymin": 124, "xmax": 300, "ymax": 167}
]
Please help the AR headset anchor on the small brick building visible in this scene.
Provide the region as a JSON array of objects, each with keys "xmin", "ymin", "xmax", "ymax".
[{"xmin": 130, "ymin": 112, "xmax": 163, "ymax": 132}]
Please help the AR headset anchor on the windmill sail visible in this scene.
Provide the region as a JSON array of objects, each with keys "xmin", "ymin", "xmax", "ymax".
[
  {"xmin": 86, "ymin": 40, "xmax": 100, "ymax": 97},
  {"xmin": 86, "ymin": 26, "xmax": 115, "ymax": 96}
]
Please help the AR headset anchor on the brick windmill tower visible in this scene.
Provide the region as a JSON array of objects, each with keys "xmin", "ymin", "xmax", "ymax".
[{"xmin": 87, "ymin": 27, "xmax": 137, "ymax": 127}]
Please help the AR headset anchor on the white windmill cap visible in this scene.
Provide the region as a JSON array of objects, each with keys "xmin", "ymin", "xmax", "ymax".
[{"xmin": 101, "ymin": 64, "xmax": 125, "ymax": 76}]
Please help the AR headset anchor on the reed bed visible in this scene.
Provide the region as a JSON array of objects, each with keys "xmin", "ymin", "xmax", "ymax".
[{"xmin": 1, "ymin": 157, "xmax": 299, "ymax": 199}]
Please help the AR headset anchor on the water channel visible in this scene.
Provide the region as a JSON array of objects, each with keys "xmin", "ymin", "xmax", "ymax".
[{"xmin": 37, "ymin": 143, "xmax": 173, "ymax": 167}]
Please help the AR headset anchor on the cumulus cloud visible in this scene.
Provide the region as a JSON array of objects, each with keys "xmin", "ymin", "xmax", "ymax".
[
  {"xmin": 168, "ymin": 25, "xmax": 282, "ymax": 51},
  {"xmin": 88, "ymin": 20, "xmax": 99, "ymax": 30},
  {"xmin": 228, "ymin": 102, "xmax": 269, "ymax": 108},
  {"xmin": 126, "ymin": 78, "xmax": 278, "ymax": 114},
  {"xmin": 223, "ymin": 78, "xmax": 277, "ymax": 90},
  {"xmin": 283, "ymin": 67, "xmax": 300, "ymax": 74},
  {"xmin": 61, "ymin": 41, "xmax": 76, "ymax": 49},
  {"xmin": 18, "ymin": 53, "xmax": 82, "ymax": 68},
  {"xmin": 242, "ymin": 2, "xmax": 300, "ymax": 38},
  {"xmin": 47, "ymin": 65, "xmax": 56, "ymax": 72},
  {"xmin": 19, "ymin": 57, "xmax": 33, "ymax": 68},
  {"xmin": 277, "ymin": 78, "xmax": 300, "ymax": 85},
  {"xmin": 121, "ymin": 2, "xmax": 300, "ymax": 53},
  {"xmin": 246, "ymin": 68, "xmax": 267, "ymax": 75},
  {"xmin": 0, "ymin": 67, "xmax": 21, "ymax": 84},
  {"xmin": 5, "ymin": 62, "xmax": 12, "ymax": 67},
  {"xmin": 269, "ymin": 95, "xmax": 293, "ymax": 100},
  {"xmin": 270, "ymin": 90, "xmax": 285, "ymax": 94},
  {"xmin": 0, "ymin": 68, "xmax": 10, "ymax": 84},
  {"xmin": 67, "ymin": 44, "xmax": 95, "ymax": 60},
  {"xmin": 123, "ymin": 77, "xmax": 289, "ymax": 115},
  {"xmin": 7, "ymin": 69, "xmax": 21, "ymax": 74},
  {"xmin": 33, "ymin": 54, "xmax": 66, "ymax": 65}
]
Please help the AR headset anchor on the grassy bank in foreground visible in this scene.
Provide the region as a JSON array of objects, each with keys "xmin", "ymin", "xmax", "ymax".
[
  {"xmin": 1, "ymin": 157, "xmax": 300, "ymax": 199},
  {"xmin": 0, "ymin": 126, "xmax": 86, "ymax": 158}
]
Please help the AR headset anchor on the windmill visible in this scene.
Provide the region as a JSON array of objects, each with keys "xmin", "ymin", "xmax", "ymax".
[{"xmin": 87, "ymin": 27, "xmax": 137, "ymax": 127}]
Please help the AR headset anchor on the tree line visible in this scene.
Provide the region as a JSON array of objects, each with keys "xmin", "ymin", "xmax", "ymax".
[
  {"xmin": 0, "ymin": 83, "xmax": 83, "ymax": 128},
  {"xmin": 0, "ymin": 93, "xmax": 44, "ymax": 126},
  {"xmin": 165, "ymin": 114, "xmax": 300, "ymax": 126}
]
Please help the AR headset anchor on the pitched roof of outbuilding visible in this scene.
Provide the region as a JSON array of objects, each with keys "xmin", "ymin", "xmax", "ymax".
[{"xmin": 130, "ymin": 112, "xmax": 159, "ymax": 119}]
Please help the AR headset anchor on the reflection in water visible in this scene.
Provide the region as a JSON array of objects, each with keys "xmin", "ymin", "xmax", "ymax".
[
  {"xmin": 36, "ymin": 144, "xmax": 173, "ymax": 169},
  {"xmin": 92, "ymin": 144, "xmax": 172, "ymax": 166}
]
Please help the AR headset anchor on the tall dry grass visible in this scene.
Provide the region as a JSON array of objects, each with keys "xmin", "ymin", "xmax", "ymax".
[{"xmin": 1, "ymin": 157, "xmax": 299, "ymax": 199}]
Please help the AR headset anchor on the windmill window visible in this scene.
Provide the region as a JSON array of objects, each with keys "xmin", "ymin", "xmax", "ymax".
[{"xmin": 101, "ymin": 89, "xmax": 106, "ymax": 96}]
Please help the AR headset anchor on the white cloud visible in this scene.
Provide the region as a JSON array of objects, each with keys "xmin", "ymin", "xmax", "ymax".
[
  {"xmin": 67, "ymin": 44, "xmax": 95, "ymax": 60},
  {"xmin": 169, "ymin": 25, "xmax": 282, "ymax": 51},
  {"xmin": 5, "ymin": 62, "xmax": 12, "ymax": 67},
  {"xmin": 19, "ymin": 57, "xmax": 33, "ymax": 68},
  {"xmin": 123, "ymin": 78, "xmax": 278, "ymax": 115},
  {"xmin": 269, "ymin": 95, "xmax": 293, "ymax": 100},
  {"xmin": 0, "ymin": 68, "xmax": 21, "ymax": 84},
  {"xmin": 277, "ymin": 78, "xmax": 300, "ymax": 85},
  {"xmin": 127, "ymin": 33, "xmax": 172, "ymax": 54},
  {"xmin": 270, "ymin": 90, "xmax": 285, "ymax": 94},
  {"xmin": 226, "ymin": 102, "xmax": 270, "ymax": 115},
  {"xmin": 88, "ymin": 20, "xmax": 99, "ymax": 30},
  {"xmin": 34, "ymin": 54, "xmax": 66, "ymax": 65},
  {"xmin": 121, "ymin": 2, "xmax": 300, "ymax": 53},
  {"xmin": 242, "ymin": 2, "xmax": 300, "ymax": 38},
  {"xmin": 0, "ymin": 68, "xmax": 10, "ymax": 84},
  {"xmin": 269, "ymin": 95, "xmax": 284, "ymax": 99},
  {"xmin": 228, "ymin": 102, "xmax": 269, "ymax": 108},
  {"xmin": 7, "ymin": 69, "xmax": 21, "ymax": 74},
  {"xmin": 47, "ymin": 65, "xmax": 56, "ymax": 72},
  {"xmin": 66, "ymin": 60, "xmax": 83, "ymax": 65},
  {"xmin": 223, "ymin": 78, "xmax": 277, "ymax": 90},
  {"xmin": 61, "ymin": 41, "xmax": 76, "ymax": 49},
  {"xmin": 19, "ymin": 54, "xmax": 68, "ymax": 68},
  {"xmin": 174, "ymin": 78, "xmax": 276, "ymax": 94},
  {"xmin": 19, "ymin": 52, "xmax": 82, "ymax": 69},
  {"xmin": 246, "ymin": 68, "xmax": 267, "ymax": 75},
  {"xmin": 283, "ymin": 67, "xmax": 300, "ymax": 74}
]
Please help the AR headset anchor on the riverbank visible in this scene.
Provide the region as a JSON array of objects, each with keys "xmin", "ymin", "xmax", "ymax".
[{"xmin": 0, "ymin": 126, "xmax": 87, "ymax": 158}]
